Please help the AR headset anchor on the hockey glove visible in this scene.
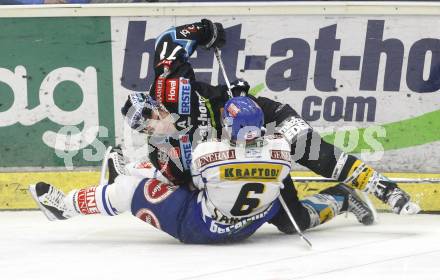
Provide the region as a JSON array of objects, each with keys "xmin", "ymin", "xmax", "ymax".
[
  {"xmin": 230, "ymin": 79, "xmax": 250, "ymax": 97},
  {"xmin": 201, "ymin": 19, "xmax": 226, "ymax": 49}
]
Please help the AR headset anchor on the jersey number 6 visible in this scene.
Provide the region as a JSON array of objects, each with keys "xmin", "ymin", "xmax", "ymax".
[{"xmin": 230, "ymin": 183, "xmax": 265, "ymax": 216}]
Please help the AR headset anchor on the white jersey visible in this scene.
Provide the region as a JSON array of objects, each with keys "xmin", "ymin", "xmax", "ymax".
[{"xmin": 191, "ymin": 136, "xmax": 292, "ymax": 224}]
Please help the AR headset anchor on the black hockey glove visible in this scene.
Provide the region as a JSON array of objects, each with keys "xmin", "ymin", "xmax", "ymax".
[
  {"xmin": 230, "ymin": 79, "xmax": 250, "ymax": 97},
  {"xmin": 201, "ymin": 19, "xmax": 226, "ymax": 49}
]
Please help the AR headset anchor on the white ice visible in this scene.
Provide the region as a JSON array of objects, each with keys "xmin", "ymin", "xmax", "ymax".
[{"xmin": 1, "ymin": 211, "xmax": 440, "ymax": 280}]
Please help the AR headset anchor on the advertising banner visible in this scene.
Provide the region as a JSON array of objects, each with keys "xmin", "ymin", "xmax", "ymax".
[
  {"xmin": 0, "ymin": 14, "xmax": 439, "ymax": 172},
  {"xmin": 0, "ymin": 17, "xmax": 115, "ymax": 168},
  {"xmin": 112, "ymin": 16, "xmax": 440, "ymax": 172}
]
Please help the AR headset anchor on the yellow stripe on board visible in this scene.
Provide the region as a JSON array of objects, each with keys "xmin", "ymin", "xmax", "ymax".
[
  {"xmin": 0, "ymin": 171, "xmax": 100, "ymax": 210},
  {"xmin": 0, "ymin": 171, "xmax": 439, "ymax": 211},
  {"xmin": 292, "ymin": 171, "xmax": 440, "ymax": 212}
]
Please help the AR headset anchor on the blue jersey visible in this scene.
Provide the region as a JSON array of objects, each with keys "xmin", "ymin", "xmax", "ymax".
[{"xmin": 130, "ymin": 178, "xmax": 280, "ymax": 244}]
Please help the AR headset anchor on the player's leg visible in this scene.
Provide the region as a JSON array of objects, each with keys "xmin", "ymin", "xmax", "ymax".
[
  {"xmin": 130, "ymin": 177, "xmax": 191, "ymax": 240},
  {"xmin": 320, "ymin": 183, "xmax": 374, "ymax": 225},
  {"xmin": 269, "ymin": 176, "xmax": 373, "ymax": 234},
  {"xmin": 30, "ymin": 175, "xmax": 142, "ymax": 221},
  {"xmin": 107, "ymin": 146, "xmax": 127, "ymax": 184},
  {"xmin": 337, "ymin": 154, "xmax": 419, "ymax": 214}
]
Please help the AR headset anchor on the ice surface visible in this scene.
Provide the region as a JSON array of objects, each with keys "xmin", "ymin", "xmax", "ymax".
[{"xmin": 1, "ymin": 211, "xmax": 439, "ymax": 280}]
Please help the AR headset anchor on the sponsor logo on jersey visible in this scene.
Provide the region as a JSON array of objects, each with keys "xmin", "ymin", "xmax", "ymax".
[
  {"xmin": 77, "ymin": 187, "xmax": 99, "ymax": 215},
  {"xmin": 135, "ymin": 208, "xmax": 161, "ymax": 229},
  {"xmin": 270, "ymin": 150, "xmax": 291, "ymax": 162},
  {"xmin": 196, "ymin": 150, "xmax": 236, "ymax": 168},
  {"xmin": 211, "ymin": 207, "xmax": 244, "ymax": 224},
  {"xmin": 178, "ymin": 78, "xmax": 191, "ymax": 115},
  {"xmin": 165, "ymin": 78, "xmax": 178, "ymax": 103},
  {"xmin": 179, "ymin": 134, "xmax": 192, "ymax": 170},
  {"xmin": 155, "ymin": 77, "xmax": 165, "ymax": 103},
  {"xmin": 196, "ymin": 94, "xmax": 209, "ymax": 140},
  {"xmin": 179, "ymin": 24, "xmax": 199, "ymax": 38},
  {"xmin": 143, "ymin": 178, "xmax": 177, "ymax": 204},
  {"xmin": 220, "ymin": 163, "xmax": 282, "ymax": 182}
]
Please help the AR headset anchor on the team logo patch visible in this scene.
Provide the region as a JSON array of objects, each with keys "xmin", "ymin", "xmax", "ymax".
[
  {"xmin": 165, "ymin": 78, "xmax": 179, "ymax": 103},
  {"xmin": 135, "ymin": 208, "xmax": 161, "ymax": 229},
  {"xmin": 178, "ymin": 78, "xmax": 191, "ymax": 115},
  {"xmin": 143, "ymin": 178, "xmax": 177, "ymax": 204}
]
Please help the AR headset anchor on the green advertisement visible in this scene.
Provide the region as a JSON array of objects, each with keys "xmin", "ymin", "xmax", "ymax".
[{"xmin": 0, "ymin": 17, "xmax": 115, "ymax": 168}]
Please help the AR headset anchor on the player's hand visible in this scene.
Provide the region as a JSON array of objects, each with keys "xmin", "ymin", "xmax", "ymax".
[
  {"xmin": 230, "ymin": 79, "xmax": 250, "ymax": 97},
  {"xmin": 201, "ymin": 19, "xmax": 226, "ymax": 49}
]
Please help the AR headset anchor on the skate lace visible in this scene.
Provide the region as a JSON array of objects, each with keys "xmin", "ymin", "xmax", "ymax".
[
  {"xmin": 348, "ymin": 194, "xmax": 370, "ymax": 221},
  {"xmin": 41, "ymin": 187, "xmax": 68, "ymax": 211},
  {"xmin": 387, "ymin": 188, "xmax": 408, "ymax": 209},
  {"xmin": 110, "ymin": 152, "xmax": 127, "ymax": 175}
]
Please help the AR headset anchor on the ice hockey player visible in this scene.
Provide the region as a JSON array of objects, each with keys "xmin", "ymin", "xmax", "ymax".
[
  {"xmin": 30, "ymin": 96, "xmax": 376, "ymax": 243},
  {"xmin": 114, "ymin": 19, "xmax": 420, "ymax": 234}
]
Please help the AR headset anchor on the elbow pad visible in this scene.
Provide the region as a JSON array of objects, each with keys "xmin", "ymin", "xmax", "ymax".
[{"xmin": 277, "ymin": 116, "xmax": 313, "ymax": 144}]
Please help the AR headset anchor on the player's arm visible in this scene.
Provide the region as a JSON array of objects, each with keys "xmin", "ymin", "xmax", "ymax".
[{"xmin": 153, "ymin": 19, "xmax": 225, "ymax": 77}]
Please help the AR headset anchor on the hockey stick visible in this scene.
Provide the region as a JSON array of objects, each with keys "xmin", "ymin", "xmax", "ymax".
[
  {"xmin": 99, "ymin": 146, "xmax": 113, "ymax": 186},
  {"xmin": 215, "ymin": 46, "xmax": 313, "ymax": 248},
  {"xmin": 279, "ymin": 195, "xmax": 313, "ymax": 248},
  {"xmin": 214, "ymin": 47, "xmax": 233, "ymax": 99}
]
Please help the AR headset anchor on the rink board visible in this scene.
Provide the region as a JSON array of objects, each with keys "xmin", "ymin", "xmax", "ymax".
[
  {"xmin": 0, "ymin": 3, "xmax": 439, "ymax": 212},
  {"xmin": 1, "ymin": 170, "xmax": 439, "ymax": 212},
  {"xmin": 0, "ymin": 3, "xmax": 439, "ymax": 173}
]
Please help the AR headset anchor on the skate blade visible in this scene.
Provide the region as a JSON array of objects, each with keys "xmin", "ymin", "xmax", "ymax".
[
  {"xmin": 29, "ymin": 184, "xmax": 57, "ymax": 222},
  {"xmin": 357, "ymin": 190, "xmax": 379, "ymax": 224}
]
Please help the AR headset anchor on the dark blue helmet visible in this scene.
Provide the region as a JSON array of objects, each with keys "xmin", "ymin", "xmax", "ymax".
[{"xmin": 223, "ymin": 96, "xmax": 264, "ymax": 141}]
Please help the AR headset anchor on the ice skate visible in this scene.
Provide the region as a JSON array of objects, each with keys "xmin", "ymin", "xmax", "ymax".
[
  {"xmin": 107, "ymin": 146, "xmax": 127, "ymax": 184},
  {"xmin": 370, "ymin": 175, "xmax": 421, "ymax": 215},
  {"xmin": 322, "ymin": 184, "xmax": 375, "ymax": 225},
  {"xmin": 29, "ymin": 182, "xmax": 77, "ymax": 221}
]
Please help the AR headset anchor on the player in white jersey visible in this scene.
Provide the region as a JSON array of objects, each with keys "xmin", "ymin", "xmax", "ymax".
[{"xmin": 191, "ymin": 97, "xmax": 292, "ymax": 227}]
